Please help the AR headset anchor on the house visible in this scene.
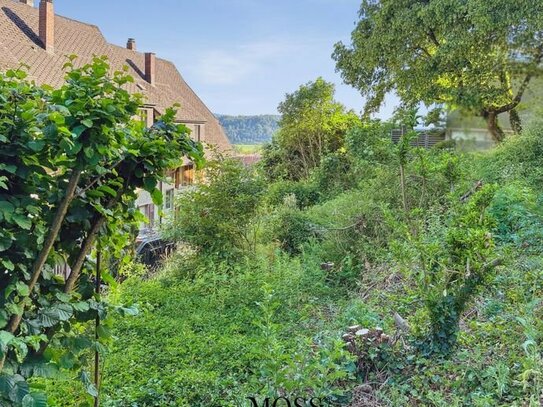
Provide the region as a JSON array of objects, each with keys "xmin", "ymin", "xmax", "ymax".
[{"xmin": 0, "ymin": 0, "xmax": 231, "ymax": 231}]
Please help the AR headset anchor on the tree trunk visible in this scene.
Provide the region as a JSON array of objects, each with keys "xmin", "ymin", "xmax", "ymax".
[
  {"xmin": 483, "ymin": 111, "xmax": 505, "ymax": 143},
  {"xmin": 509, "ymin": 108, "xmax": 522, "ymax": 135}
]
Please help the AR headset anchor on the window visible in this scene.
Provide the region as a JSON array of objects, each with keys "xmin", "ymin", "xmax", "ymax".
[
  {"xmin": 180, "ymin": 164, "xmax": 195, "ymax": 186},
  {"xmin": 164, "ymin": 189, "xmax": 175, "ymax": 211},
  {"xmin": 138, "ymin": 108, "xmax": 154, "ymax": 128},
  {"xmin": 141, "ymin": 204, "xmax": 155, "ymax": 228}
]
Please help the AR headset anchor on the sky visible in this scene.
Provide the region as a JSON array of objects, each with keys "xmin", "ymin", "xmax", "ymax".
[{"xmin": 52, "ymin": 0, "xmax": 397, "ymax": 117}]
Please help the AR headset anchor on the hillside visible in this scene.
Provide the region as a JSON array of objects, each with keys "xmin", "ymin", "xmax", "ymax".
[{"xmin": 216, "ymin": 114, "xmax": 281, "ymax": 145}]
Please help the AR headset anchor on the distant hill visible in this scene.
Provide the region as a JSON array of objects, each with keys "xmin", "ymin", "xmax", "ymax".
[{"xmin": 216, "ymin": 114, "xmax": 281, "ymax": 145}]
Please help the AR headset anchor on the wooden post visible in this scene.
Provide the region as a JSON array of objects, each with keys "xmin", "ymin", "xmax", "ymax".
[{"xmin": 94, "ymin": 249, "xmax": 101, "ymax": 407}]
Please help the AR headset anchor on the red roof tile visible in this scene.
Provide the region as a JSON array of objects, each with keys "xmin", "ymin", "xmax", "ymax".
[{"xmin": 0, "ymin": 0, "xmax": 231, "ymax": 150}]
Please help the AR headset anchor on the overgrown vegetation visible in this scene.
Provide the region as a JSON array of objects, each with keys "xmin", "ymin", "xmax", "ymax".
[
  {"xmin": 3, "ymin": 2, "xmax": 543, "ymax": 407},
  {"xmin": 46, "ymin": 117, "xmax": 543, "ymax": 406}
]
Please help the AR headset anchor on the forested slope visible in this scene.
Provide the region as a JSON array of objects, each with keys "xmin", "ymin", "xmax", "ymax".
[{"xmin": 216, "ymin": 114, "xmax": 280, "ymax": 145}]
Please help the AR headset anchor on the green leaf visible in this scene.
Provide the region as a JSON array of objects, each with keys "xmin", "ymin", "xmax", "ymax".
[
  {"xmin": 143, "ymin": 177, "xmax": 157, "ymax": 191},
  {"xmin": 0, "ymin": 201, "xmax": 14, "ymax": 216},
  {"xmin": 0, "ymin": 331, "xmax": 14, "ymax": 351},
  {"xmin": 81, "ymin": 119, "xmax": 93, "ymax": 128},
  {"xmin": 151, "ymin": 188, "xmax": 163, "ymax": 206},
  {"xmin": 117, "ymin": 305, "xmax": 139, "ymax": 317},
  {"xmin": 55, "ymin": 292, "xmax": 72, "ymax": 303},
  {"xmin": 72, "ymin": 302, "xmax": 90, "ymax": 312},
  {"xmin": 39, "ymin": 303, "xmax": 73, "ymax": 328},
  {"xmin": 15, "ymin": 282, "xmax": 30, "ymax": 297},
  {"xmin": 27, "ymin": 140, "xmax": 45, "ymax": 152},
  {"xmin": 59, "ymin": 353, "xmax": 76, "ymax": 370},
  {"xmin": 72, "ymin": 125, "xmax": 87, "ymax": 137},
  {"xmin": 80, "ymin": 370, "xmax": 98, "ymax": 397},
  {"xmin": 59, "ymin": 138, "xmax": 71, "ymax": 152},
  {"xmin": 0, "ymin": 310, "xmax": 8, "ymax": 329},
  {"xmin": 97, "ymin": 185, "xmax": 117, "ymax": 197},
  {"xmin": 22, "ymin": 392, "xmax": 48, "ymax": 407},
  {"xmin": 13, "ymin": 214, "xmax": 32, "ymax": 230},
  {"xmin": 96, "ymin": 325, "xmax": 112, "ymax": 340},
  {"xmin": 10, "ymin": 376, "xmax": 29, "ymax": 403},
  {"xmin": 0, "ymin": 164, "xmax": 17, "ymax": 174},
  {"xmin": 0, "ymin": 234, "xmax": 13, "ymax": 252},
  {"xmin": 11, "ymin": 338, "xmax": 28, "ymax": 363},
  {"xmin": 2, "ymin": 259, "xmax": 15, "ymax": 271},
  {"xmin": 20, "ymin": 358, "xmax": 59, "ymax": 379}
]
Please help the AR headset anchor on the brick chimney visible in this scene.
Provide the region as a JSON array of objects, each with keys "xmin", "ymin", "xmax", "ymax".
[
  {"xmin": 127, "ymin": 38, "xmax": 136, "ymax": 51},
  {"xmin": 19, "ymin": 0, "xmax": 34, "ymax": 5},
  {"xmin": 39, "ymin": 0, "xmax": 54, "ymax": 52},
  {"xmin": 145, "ymin": 52, "xmax": 156, "ymax": 85}
]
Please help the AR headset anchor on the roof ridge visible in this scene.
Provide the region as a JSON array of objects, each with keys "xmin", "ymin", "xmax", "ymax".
[{"xmin": 1, "ymin": 0, "xmax": 101, "ymax": 30}]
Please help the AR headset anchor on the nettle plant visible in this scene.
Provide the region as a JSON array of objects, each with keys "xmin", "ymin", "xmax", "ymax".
[{"xmin": 0, "ymin": 56, "xmax": 203, "ymax": 405}]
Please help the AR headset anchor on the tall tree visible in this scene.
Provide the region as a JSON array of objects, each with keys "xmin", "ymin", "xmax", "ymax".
[
  {"xmin": 262, "ymin": 78, "xmax": 360, "ymax": 180},
  {"xmin": 333, "ymin": 0, "xmax": 543, "ymax": 142}
]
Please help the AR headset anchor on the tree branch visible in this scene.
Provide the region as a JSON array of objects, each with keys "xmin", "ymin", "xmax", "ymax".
[{"xmin": 0, "ymin": 169, "xmax": 82, "ymax": 372}]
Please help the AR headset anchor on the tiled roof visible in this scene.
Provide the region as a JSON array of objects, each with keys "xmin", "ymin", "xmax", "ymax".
[{"xmin": 0, "ymin": 0, "xmax": 231, "ymax": 150}]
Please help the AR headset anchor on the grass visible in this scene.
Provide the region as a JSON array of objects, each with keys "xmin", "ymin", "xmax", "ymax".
[
  {"xmin": 233, "ymin": 144, "xmax": 264, "ymax": 155},
  {"xmin": 96, "ymin": 251, "xmax": 359, "ymax": 406}
]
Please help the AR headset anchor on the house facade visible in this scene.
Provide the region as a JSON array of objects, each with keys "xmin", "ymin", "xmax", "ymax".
[{"xmin": 0, "ymin": 0, "xmax": 231, "ymax": 231}]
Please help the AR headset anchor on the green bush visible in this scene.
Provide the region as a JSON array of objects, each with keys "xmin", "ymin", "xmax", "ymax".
[
  {"xmin": 416, "ymin": 185, "xmax": 500, "ymax": 354},
  {"xmin": 489, "ymin": 183, "xmax": 543, "ymax": 251},
  {"xmin": 163, "ymin": 157, "xmax": 265, "ymax": 258},
  {"xmin": 477, "ymin": 122, "xmax": 543, "ymax": 188},
  {"xmin": 310, "ymin": 150, "xmax": 360, "ymax": 197},
  {"xmin": 266, "ymin": 206, "xmax": 316, "ymax": 255},
  {"xmin": 345, "ymin": 121, "xmax": 396, "ymax": 166},
  {"xmin": 264, "ymin": 179, "xmax": 321, "ymax": 209}
]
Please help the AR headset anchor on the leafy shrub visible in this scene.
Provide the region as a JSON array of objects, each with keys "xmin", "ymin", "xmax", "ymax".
[
  {"xmin": 478, "ymin": 122, "xmax": 543, "ymax": 188},
  {"xmin": 266, "ymin": 206, "xmax": 316, "ymax": 255},
  {"xmin": 163, "ymin": 157, "xmax": 265, "ymax": 258},
  {"xmin": 418, "ymin": 185, "xmax": 500, "ymax": 354},
  {"xmin": 306, "ymin": 190, "xmax": 394, "ymax": 264},
  {"xmin": 345, "ymin": 121, "xmax": 395, "ymax": 166},
  {"xmin": 488, "ymin": 183, "xmax": 543, "ymax": 251},
  {"xmin": 265, "ymin": 180, "xmax": 321, "ymax": 209},
  {"xmin": 310, "ymin": 150, "xmax": 360, "ymax": 197},
  {"xmin": 0, "ymin": 58, "xmax": 200, "ymax": 404}
]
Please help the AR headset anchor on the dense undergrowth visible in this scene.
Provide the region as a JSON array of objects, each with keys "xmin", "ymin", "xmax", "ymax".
[{"xmin": 47, "ymin": 119, "xmax": 543, "ymax": 406}]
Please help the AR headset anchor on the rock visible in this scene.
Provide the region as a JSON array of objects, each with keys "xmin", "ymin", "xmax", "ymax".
[
  {"xmin": 348, "ymin": 325, "xmax": 362, "ymax": 333},
  {"xmin": 321, "ymin": 262, "xmax": 335, "ymax": 271},
  {"xmin": 355, "ymin": 329, "xmax": 370, "ymax": 337},
  {"xmin": 359, "ymin": 384, "xmax": 373, "ymax": 393},
  {"xmin": 393, "ymin": 312, "xmax": 409, "ymax": 332}
]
